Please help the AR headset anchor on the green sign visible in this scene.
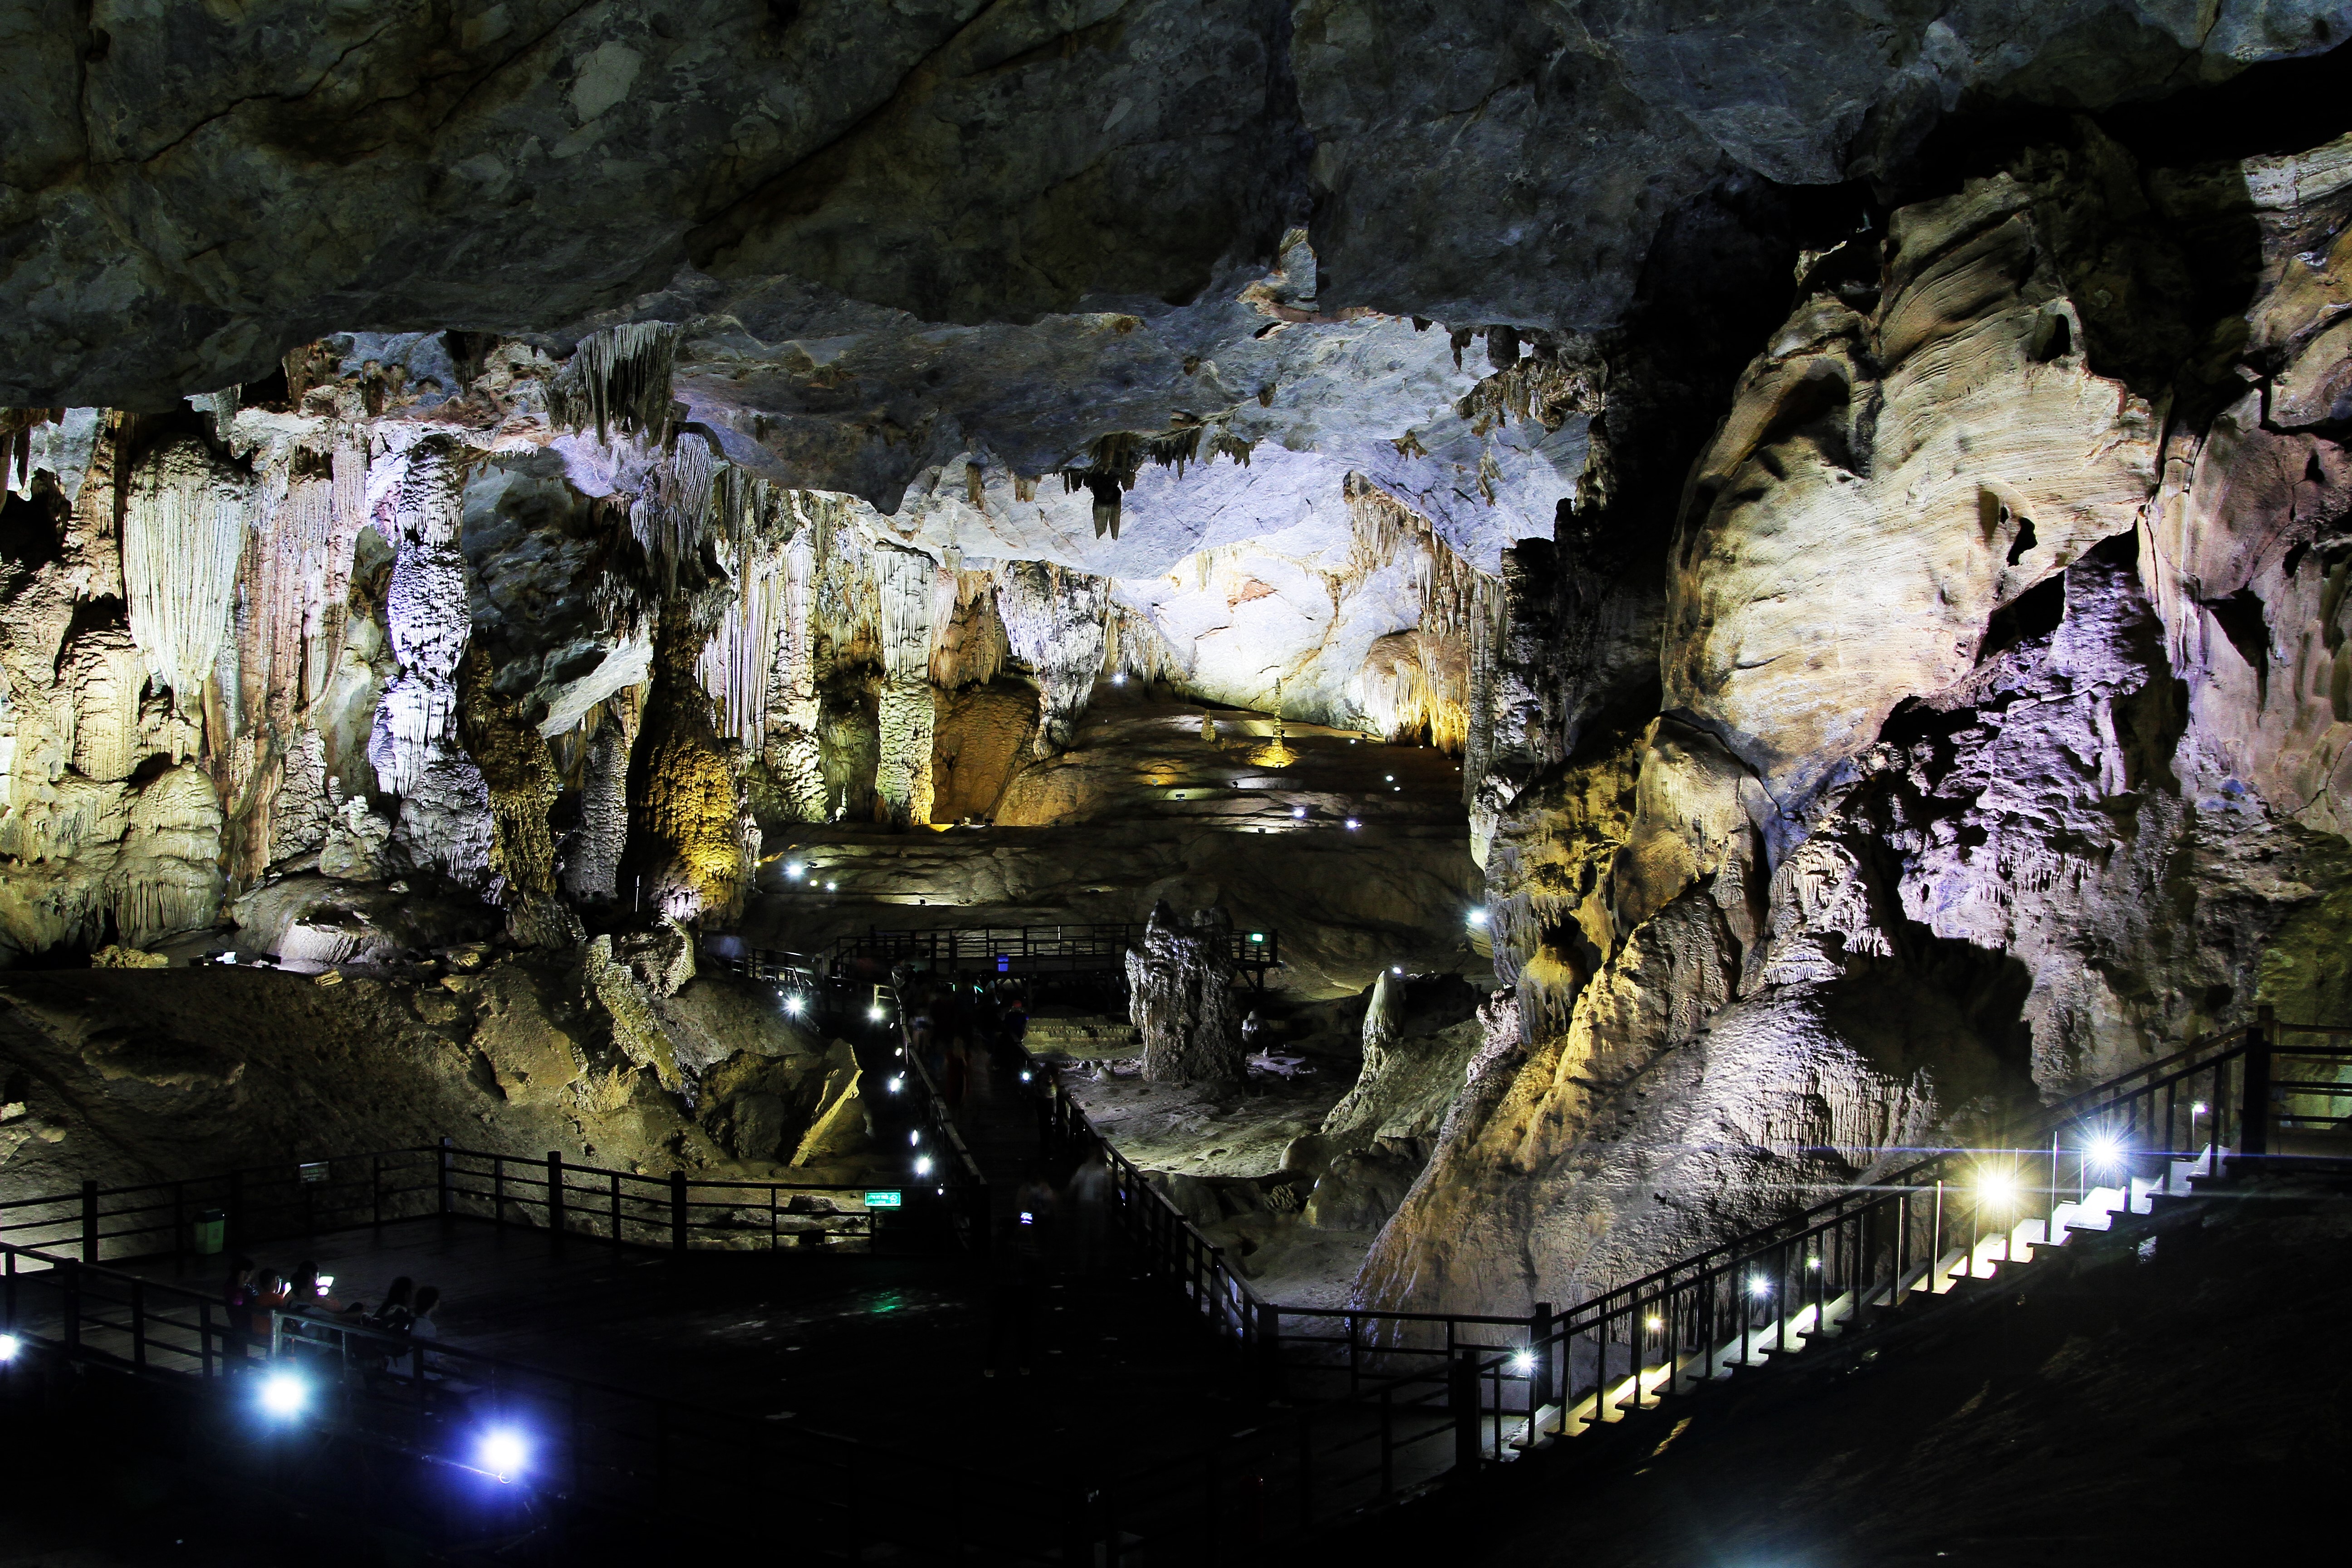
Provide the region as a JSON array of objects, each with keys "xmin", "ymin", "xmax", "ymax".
[{"xmin": 864, "ymin": 1190, "xmax": 903, "ymax": 1209}]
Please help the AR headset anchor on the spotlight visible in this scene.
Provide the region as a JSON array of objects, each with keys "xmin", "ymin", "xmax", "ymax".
[
  {"xmin": 909, "ymin": 1130, "xmax": 921, "ymax": 1147},
  {"xmin": 1466, "ymin": 909, "xmax": 1489, "ymax": 928},
  {"xmin": 2190, "ymin": 1101, "xmax": 2208, "ymax": 1116},
  {"xmin": 1747, "ymin": 1276, "xmax": 1770, "ymax": 1298},
  {"xmin": 258, "ymin": 1371, "xmax": 308, "ymax": 1418},
  {"xmin": 1344, "ymin": 818, "xmax": 1360, "ymax": 830},
  {"xmin": 1019, "ymin": 1211, "xmax": 1035, "ymax": 1225},
  {"xmin": 1291, "ymin": 806, "xmax": 1306, "ymax": 819},
  {"xmin": 2083, "ymin": 1130, "xmax": 2125, "ymax": 1169},
  {"xmin": 826, "ymin": 881, "xmax": 838, "ymax": 892},
  {"xmin": 477, "ymin": 1427, "xmax": 528, "ymax": 1481},
  {"xmin": 1385, "ymin": 774, "xmax": 1394, "ymax": 782},
  {"xmin": 914, "ymin": 1156, "xmax": 933, "ymax": 1176},
  {"xmin": 1019, "ymin": 1070, "xmax": 1033, "ymax": 1082},
  {"xmin": 1976, "ymin": 1168, "xmax": 2018, "ymax": 1209},
  {"xmin": 1391, "ymin": 965, "xmax": 1403, "ymax": 976},
  {"xmin": 784, "ymin": 995, "xmax": 804, "ymax": 1016},
  {"xmin": 1112, "ymin": 672, "xmax": 1127, "ymax": 686},
  {"xmin": 868, "ymin": 1005, "xmax": 886, "ymax": 1022},
  {"xmin": 1509, "ymin": 1350, "xmax": 1534, "ymax": 1374},
  {"xmin": 0, "ymin": 1333, "xmax": 19, "ymax": 1362},
  {"xmin": 785, "ymin": 860, "xmax": 806, "ymax": 880},
  {"xmin": 888, "ymin": 1075, "xmax": 904, "ymax": 1093},
  {"xmin": 1643, "ymin": 1315, "xmax": 1662, "ymax": 1333},
  {"xmin": 1805, "ymin": 1256, "xmax": 1821, "ymax": 1270}
]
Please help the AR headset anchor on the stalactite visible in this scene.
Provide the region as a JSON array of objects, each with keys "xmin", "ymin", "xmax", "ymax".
[
  {"xmin": 928, "ymin": 567, "xmax": 1007, "ymax": 690},
  {"xmin": 1343, "ymin": 474, "xmax": 1497, "ymax": 754},
  {"xmin": 106, "ymin": 763, "xmax": 225, "ymax": 949},
  {"xmin": 628, "ymin": 608, "xmax": 751, "ymax": 918},
  {"xmin": 549, "ymin": 321, "xmax": 679, "ymax": 444},
  {"xmin": 632, "ymin": 428, "xmax": 723, "ymax": 593},
  {"xmin": 997, "ymin": 559, "xmax": 1109, "ymax": 755},
  {"xmin": 122, "ymin": 435, "xmax": 251, "ymax": 713}
]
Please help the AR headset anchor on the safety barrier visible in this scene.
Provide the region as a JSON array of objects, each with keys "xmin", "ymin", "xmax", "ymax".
[{"xmin": 0, "ymin": 1141, "xmax": 938, "ymax": 1266}]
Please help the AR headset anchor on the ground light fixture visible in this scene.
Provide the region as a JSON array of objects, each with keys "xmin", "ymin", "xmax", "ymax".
[
  {"xmin": 1019, "ymin": 1070, "xmax": 1032, "ymax": 1082},
  {"xmin": 914, "ymin": 1156, "xmax": 933, "ymax": 1176},
  {"xmin": 826, "ymin": 881, "xmax": 838, "ymax": 892},
  {"xmin": 1291, "ymin": 805, "xmax": 1306, "ymax": 818},
  {"xmin": 1510, "ymin": 1350, "xmax": 1534, "ymax": 1374},
  {"xmin": 258, "ymin": 1370, "xmax": 308, "ymax": 1418},
  {"xmin": 477, "ymin": 1427, "xmax": 528, "ymax": 1482},
  {"xmin": 0, "ymin": 1332, "xmax": 19, "ymax": 1362},
  {"xmin": 784, "ymin": 995, "xmax": 804, "ymax": 1016},
  {"xmin": 909, "ymin": 1130, "xmax": 921, "ymax": 1146},
  {"xmin": 1112, "ymin": 672, "xmax": 1127, "ymax": 685},
  {"xmin": 2083, "ymin": 1129, "xmax": 2125, "ymax": 1169},
  {"xmin": 1976, "ymin": 1167, "xmax": 2019, "ymax": 1210},
  {"xmin": 786, "ymin": 860, "xmax": 806, "ymax": 880},
  {"xmin": 1344, "ymin": 818, "xmax": 1360, "ymax": 830},
  {"xmin": 868, "ymin": 1005, "xmax": 886, "ymax": 1021},
  {"xmin": 888, "ymin": 1075, "xmax": 904, "ymax": 1093},
  {"xmin": 1467, "ymin": 909, "xmax": 1489, "ymax": 927},
  {"xmin": 1643, "ymin": 1315, "xmax": 1663, "ymax": 1332},
  {"xmin": 1747, "ymin": 1275, "xmax": 1770, "ymax": 1298}
]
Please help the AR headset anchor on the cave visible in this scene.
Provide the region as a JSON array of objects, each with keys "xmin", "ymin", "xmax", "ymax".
[{"xmin": 5, "ymin": 7, "xmax": 2352, "ymax": 1565}]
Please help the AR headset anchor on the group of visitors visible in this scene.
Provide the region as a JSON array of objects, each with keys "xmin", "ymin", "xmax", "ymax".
[
  {"xmin": 221, "ymin": 1256, "xmax": 446, "ymax": 1372},
  {"xmin": 905, "ymin": 977, "xmax": 1029, "ymax": 1115}
]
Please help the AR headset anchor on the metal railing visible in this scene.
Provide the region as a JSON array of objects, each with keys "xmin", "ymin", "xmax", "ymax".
[
  {"xmin": 1034, "ymin": 1009, "xmax": 2352, "ymax": 1558},
  {"xmin": 843, "ymin": 923, "xmax": 1280, "ymax": 976},
  {"xmin": 0, "ymin": 1239, "xmax": 1053, "ymax": 1560},
  {"xmin": 0, "ymin": 1142, "xmax": 937, "ymax": 1266}
]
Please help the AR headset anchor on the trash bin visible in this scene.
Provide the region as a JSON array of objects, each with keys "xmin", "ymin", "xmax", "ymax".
[{"xmin": 192, "ymin": 1207, "xmax": 225, "ymax": 1256}]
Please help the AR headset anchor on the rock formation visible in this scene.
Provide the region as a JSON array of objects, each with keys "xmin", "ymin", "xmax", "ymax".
[{"xmin": 1127, "ymin": 903, "xmax": 1247, "ymax": 1085}]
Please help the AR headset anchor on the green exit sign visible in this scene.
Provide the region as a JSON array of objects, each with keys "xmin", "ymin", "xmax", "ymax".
[{"xmin": 864, "ymin": 1190, "xmax": 903, "ymax": 1209}]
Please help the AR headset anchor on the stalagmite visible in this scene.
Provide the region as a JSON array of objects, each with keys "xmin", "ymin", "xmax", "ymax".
[
  {"xmin": 995, "ymin": 560, "xmax": 1109, "ymax": 755},
  {"xmin": 366, "ymin": 440, "xmax": 495, "ymax": 886},
  {"xmin": 122, "ymin": 436, "xmax": 250, "ymax": 715},
  {"xmin": 762, "ymin": 523, "xmax": 828, "ymax": 822},
  {"xmin": 1126, "ymin": 902, "xmax": 1246, "ymax": 1085},
  {"xmin": 564, "ymin": 711, "xmax": 632, "ymax": 903},
  {"xmin": 872, "ymin": 542, "xmax": 938, "ymax": 826},
  {"xmin": 106, "ymin": 763, "xmax": 225, "ymax": 948}
]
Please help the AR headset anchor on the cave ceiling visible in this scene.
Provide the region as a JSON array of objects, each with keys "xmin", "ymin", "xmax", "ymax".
[{"xmin": 8, "ymin": 0, "xmax": 2351, "ymax": 569}]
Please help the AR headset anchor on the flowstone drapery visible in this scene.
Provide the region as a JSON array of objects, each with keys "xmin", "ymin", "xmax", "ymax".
[{"xmin": 996, "ymin": 560, "xmax": 1108, "ymax": 755}]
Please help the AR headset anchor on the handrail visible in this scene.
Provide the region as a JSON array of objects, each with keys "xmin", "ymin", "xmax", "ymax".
[
  {"xmin": 0, "ymin": 1238, "xmax": 1051, "ymax": 1559},
  {"xmin": 0, "ymin": 1140, "xmax": 938, "ymax": 1264}
]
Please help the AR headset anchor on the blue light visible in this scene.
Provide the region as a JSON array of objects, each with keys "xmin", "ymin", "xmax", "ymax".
[
  {"xmin": 258, "ymin": 1370, "xmax": 307, "ymax": 1417},
  {"xmin": 478, "ymin": 1427, "xmax": 528, "ymax": 1481}
]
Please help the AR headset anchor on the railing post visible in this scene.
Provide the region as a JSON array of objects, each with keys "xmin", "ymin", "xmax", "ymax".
[
  {"xmin": 1449, "ymin": 1348, "xmax": 1481, "ymax": 1478},
  {"xmin": 670, "ymin": 1171, "xmax": 689, "ymax": 1251},
  {"xmin": 436, "ymin": 1137, "xmax": 454, "ymax": 1218},
  {"xmin": 2241, "ymin": 1007, "xmax": 2274, "ymax": 1163},
  {"xmin": 1530, "ymin": 1300, "xmax": 1554, "ymax": 1411},
  {"xmin": 1256, "ymin": 1300, "xmax": 1284, "ymax": 1398},
  {"xmin": 547, "ymin": 1152, "xmax": 565, "ymax": 1245},
  {"xmin": 80, "ymin": 1179, "xmax": 99, "ymax": 1264}
]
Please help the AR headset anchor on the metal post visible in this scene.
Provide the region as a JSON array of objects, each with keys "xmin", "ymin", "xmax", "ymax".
[
  {"xmin": 1530, "ymin": 1300, "xmax": 1554, "ymax": 1411},
  {"xmin": 547, "ymin": 1152, "xmax": 565, "ymax": 1244},
  {"xmin": 2241, "ymin": 1007, "xmax": 2274, "ymax": 1163},
  {"xmin": 437, "ymin": 1137, "xmax": 454, "ymax": 1217},
  {"xmin": 670, "ymin": 1171, "xmax": 689, "ymax": 1251},
  {"xmin": 1449, "ymin": 1348, "xmax": 1481, "ymax": 1477},
  {"xmin": 131, "ymin": 1280, "xmax": 147, "ymax": 1369},
  {"xmin": 1257, "ymin": 1300, "xmax": 1284, "ymax": 1398},
  {"xmin": 80, "ymin": 1179, "xmax": 99, "ymax": 1264}
]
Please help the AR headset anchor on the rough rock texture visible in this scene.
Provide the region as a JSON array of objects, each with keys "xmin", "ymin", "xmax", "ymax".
[
  {"xmin": 1363, "ymin": 126, "xmax": 2352, "ymax": 1322},
  {"xmin": 1127, "ymin": 902, "xmax": 1246, "ymax": 1085}
]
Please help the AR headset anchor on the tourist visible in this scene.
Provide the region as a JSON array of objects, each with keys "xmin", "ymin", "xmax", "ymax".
[
  {"xmin": 247, "ymin": 1269, "xmax": 289, "ymax": 1344},
  {"xmin": 1067, "ymin": 1154, "xmax": 1113, "ymax": 1273},
  {"xmin": 287, "ymin": 1260, "xmax": 364, "ymax": 1318},
  {"xmin": 222, "ymin": 1256, "xmax": 257, "ymax": 1360},
  {"xmin": 368, "ymin": 1276, "xmax": 416, "ymax": 1337}
]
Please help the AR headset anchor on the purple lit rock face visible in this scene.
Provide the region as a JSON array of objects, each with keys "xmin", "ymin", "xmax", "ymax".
[{"xmin": 5, "ymin": 6, "xmax": 2352, "ymax": 1327}]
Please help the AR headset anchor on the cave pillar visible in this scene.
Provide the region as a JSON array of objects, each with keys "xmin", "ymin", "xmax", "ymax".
[{"xmin": 996, "ymin": 560, "xmax": 1109, "ymax": 755}]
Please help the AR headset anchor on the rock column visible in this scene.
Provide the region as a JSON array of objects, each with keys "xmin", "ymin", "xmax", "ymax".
[{"xmin": 1127, "ymin": 902, "xmax": 1245, "ymax": 1084}]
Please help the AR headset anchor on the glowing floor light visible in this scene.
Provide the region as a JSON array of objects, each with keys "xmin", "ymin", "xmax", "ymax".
[
  {"xmin": 785, "ymin": 860, "xmax": 806, "ymax": 880},
  {"xmin": 1344, "ymin": 818, "xmax": 1360, "ymax": 831},
  {"xmin": 914, "ymin": 1156, "xmax": 933, "ymax": 1176},
  {"xmin": 258, "ymin": 1370, "xmax": 308, "ymax": 1418},
  {"xmin": 1510, "ymin": 1350, "xmax": 1534, "ymax": 1374},
  {"xmin": 1977, "ymin": 1167, "xmax": 2019, "ymax": 1210},
  {"xmin": 0, "ymin": 1333, "xmax": 20, "ymax": 1362},
  {"xmin": 478, "ymin": 1427, "xmax": 528, "ymax": 1481},
  {"xmin": 1466, "ymin": 909, "xmax": 1489, "ymax": 928},
  {"xmin": 784, "ymin": 995, "xmax": 804, "ymax": 1016},
  {"xmin": 1747, "ymin": 1276, "xmax": 1771, "ymax": 1298},
  {"xmin": 868, "ymin": 1005, "xmax": 887, "ymax": 1022},
  {"xmin": 2083, "ymin": 1130, "xmax": 2125, "ymax": 1169},
  {"xmin": 1643, "ymin": 1315, "xmax": 1663, "ymax": 1333}
]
